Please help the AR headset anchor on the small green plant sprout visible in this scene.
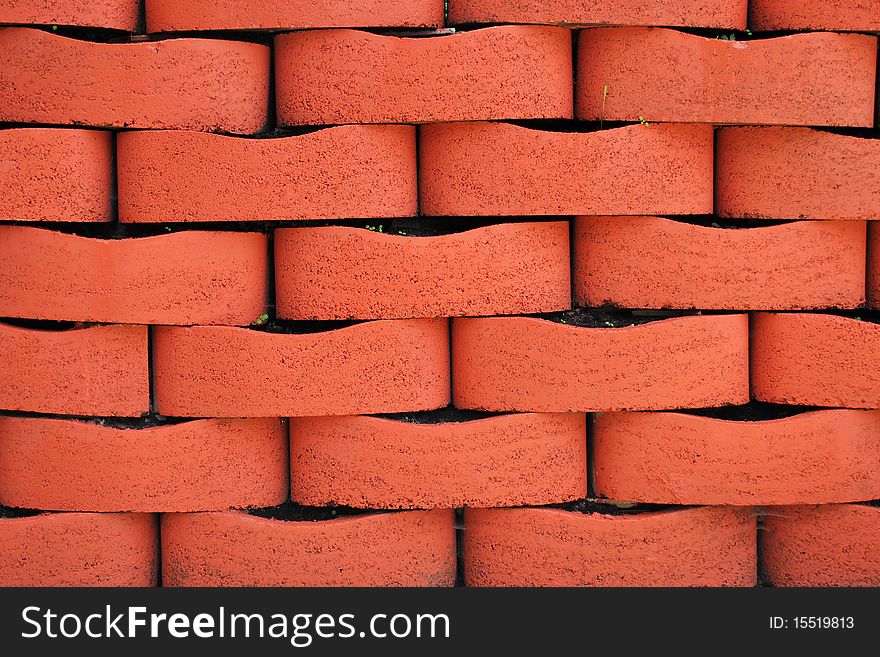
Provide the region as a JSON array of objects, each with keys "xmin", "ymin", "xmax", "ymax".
[
  {"xmin": 253, "ymin": 313, "xmax": 269, "ymax": 326},
  {"xmin": 855, "ymin": 316, "xmax": 862, "ymax": 321},
  {"xmin": 365, "ymin": 224, "xmax": 384, "ymax": 233},
  {"xmin": 51, "ymin": 25, "xmax": 58, "ymax": 32},
  {"xmin": 558, "ymin": 317, "xmax": 569, "ymax": 324},
  {"xmin": 604, "ymin": 321, "xmax": 615, "ymax": 327},
  {"xmin": 638, "ymin": 115, "xmax": 650, "ymax": 126},
  {"xmin": 600, "ymin": 84, "xmax": 609, "ymax": 127},
  {"xmin": 163, "ymin": 226, "xmax": 172, "ymax": 232},
  {"xmin": 717, "ymin": 33, "xmax": 737, "ymax": 40}
]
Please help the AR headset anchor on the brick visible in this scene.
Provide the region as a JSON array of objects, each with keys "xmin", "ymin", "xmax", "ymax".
[
  {"xmin": 117, "ymin": 126, "xmax": 416, "ymax": 222},
  {"xmin": 0, "ymin": 323, "xmax": 148, "ymax": 416},
  {"xmin": 0, "ymin": 227, "xmax": 267, "ymax": 325},
  {"xmin": 752, "ymin": 313, "xmax": 880, "ymax": 409},
  {"xmin": 453, "ymin": 314, "xmax": 748, "ymax": 412},
  {"xmin": 716, "ymin": 127, "xmax": 880, "ymax": 221},
  {"xmin": 448, "ymin": 0, "xmax": 747, "ymax": 28},
  {"xmin": 153, "ymin": 320, "xmax": 450, "ymax": 417},
  {"xmin": 0, "ymin": 129, "xmax": 113, "ymax": 223},
  {"xmin": 761, "ymin": 505, "xmax": 880, "ymax": 586},
  {"xmin": 0, "ymin": 0, "xmax": 139, "ymax": 31},
  {"xmin": 594, "ymin": 410, "xmax": 880, "ymax": 505},
  {"xmin": 290, "ymin": 412, "xmax": 586, "ymax": 509},
  {"xmin": 0, "ymin": 512, "xmax": 157, "ymax": 586},
  {"xmin": 162, "ymin": 510, "xmax": 455, "ymax": 586},
  {"xmin": 750, "ymin": 0, "xmax": 880, "ymax": 32},
  {"xmin": 576, "ymin": 28, "xmax": 877, "ymax": 127},
  {"xmin": 574, "ymin": 217, "xmax": 866, "ymax": 310},
  {"xmin": 147, "ymin": 0, "xmax": 443, "ymax": 31},
  {"xmin": 276, "ymin": 27, "xmax": 572, "ymax": 125},
  {"xmin": 0, "ymin": 28, "xmax": 269, "ymax": 132},
  {"xmin": 0, "ymin": 417, "xmax": 287, "ymax": 512},
  {"xmin": 870, "ymin": 224, "xmax": 880, "ymax": 308},
  {"xmin": 275, "ymin": 222, "xmax": 571, "ymax": 320},
  {"xmin": 420, "ymin": 122, "xmax": 713, "ymax": 216},
  {"xmin": 464, "ymin": 506, "xmax": 756, "ymax": 586}
]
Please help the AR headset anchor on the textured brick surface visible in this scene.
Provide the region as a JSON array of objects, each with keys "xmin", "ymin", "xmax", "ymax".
[
  {"xmin": 574, "ymin": 217, "xmax": 866, "ymax": 310},
  {"xmin": 118, "ymin": 126, "xmax": 417, "ymax": 222},
  {"xmin": 577, "ymin": 28, "xmax": 878, "ymax": 126},
  {"xmin": 420, "ymin": 122, "xmax": 713, "ymax": 216},
  {"xmin": 453, "ymin": 315, "xmax": 749, "ymax": 412},
  {"xmin": 291, "ymin": 413, "xmax": 587, "ymax": 508},
  {"xmin": 275, "ymin": 222, "xmax": 571, "ymax": 320},
  {"xmin": 0, "ymin": 129, "xmax": 113, "ymax": 222},
  {"xmin": 465, "ymin": 506, "xmax": 757, "ymax": 586},
  {"xmin": 0, "ymin": 0, "xmax": 139, "ymax": 30},
  {"xmin": 0, "ymin": 417, "xmax": 287, "ymax": 512},
  {"xmin": 0, "ymin": 28, "xmax": 269, "ymax": 132},
  {"xmin": 276, "ymin": 27, "xmax": 573, "ymax": 125},
  {"xmin": 162, "ymin": 510, "xmax": 456, "ymax": 586},
  {"xmin": 750, "ymin": 0, "xmax": 880, "ymax": 31},
  {"xmin": 594, "ymin": 410, "xmax": 880, "ymax": 505},
  {"xmin": 0, "ymin": 227, "xmax": 267, "ymax": 325},
  {"xmin": 716, "ymin": 127, "xmax": 880, "ymax": 221}
]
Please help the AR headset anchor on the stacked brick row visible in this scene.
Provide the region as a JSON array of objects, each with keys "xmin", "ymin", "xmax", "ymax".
[{"xmin": 0, "ymin": 0, "xmax": 878, "ymax": 587}]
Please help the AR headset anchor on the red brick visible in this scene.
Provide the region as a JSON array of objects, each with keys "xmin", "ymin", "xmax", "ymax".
[
  {"xmin": 0, "ymin": 28, "xmax": 269, "ymax": 132},
  {"xmin": 870, "ymin": 224, "xmax": 880, "ymax": 307},
  {"xmin": 453, "ymin": 314, "xmax": 749, "ymax": 412},
  {"xmin": 0, "ymin": 512, "xmax": 157, "ymax": 586},
  {"xmin": 117, "ymin": 126, "xmax": 416, "ymax": 222},
  {"xmin": 574, "ymin": 217, "xmax": 866, "ymax": 310},
  {"xmin": 0, "ymin": 0, "xmax": 138, "ymax": 30},
  {"xmin": 0, "ymin": 129, "xmax": 112, "ymax": 223},
  {"xmin": 577, "ymin": 28, "xmax": 877, "ymax": 126},
  {"xmin": 448, "ymin": 0, "xmax": 747, "ymax": 28},
  {"xmin": 594, "ymin": 410, "xmax": 880, "ymax": 505},
  {"xmin": 752, "ymin": 313, "xmax": 880, "ymax": 409},
  {"xmin": 717, "ymin": 127, "xmax": 880, "ymax": 221},
  {"xmin": 276, "ymin": 27, "xmax": 572, "ymax": 125},
  {"xmin": 275, "ymin": 222, "xmax": 570, "ymax": 320},
  {"xmin": 750, "ymin": 0, "xmax": 880, "ymax": 32},
  {"xmin": 465, "ymin": 506, "xmax": 756, "ymax": 586},
  {"xmin": 147, "ymin": 0, "xmax": 443, "ymax": 31},
  {"xmin": 0, "ymin": 227, "xmax": 266, "ymax": 325},
  {"xmin": 0, "ymin": 323, "xmax": 148, "ymax": 416},
  {"xmin": 153, "ymin": 320, "xmax": 450, "ymax": 417},
  {"xmin": 162, "ymin": 510, "xmax": 455, "ymax": 586},
  {"xmin": 291, "ymin": 412, "xmax": 586, "ymax": 509},
  {"xmin": 0, "ymin": 417, "xmax": 287, "ymax": 512},
  {"xmin": 420, "ymin": 122, "xmax": 713, "ymax": 216},
  {"xmin": 761, "ymin": 505, "xmax": 880, "ymax": 586}
]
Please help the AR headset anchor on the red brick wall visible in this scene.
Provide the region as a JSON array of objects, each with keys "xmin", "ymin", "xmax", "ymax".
[{"xmin": 0, "ymin": 0, "xmax": 878, "ymax": 587}]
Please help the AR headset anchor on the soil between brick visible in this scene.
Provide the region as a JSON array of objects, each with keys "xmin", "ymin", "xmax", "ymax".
[
  {"xmin": 684, "ymin": 402, "xmax": 817, "ymax": 421},
  {"xmin": 539, "ymin": 307, "xmax": 701, "ymax": 328},
  {"xmin": 0, "ymin": 317, "xmax": 79, "ymax": 331},
  {"xmin": 549, "ymin": 499, "xmax": 681, "ymax": 516},
  {"xmin": 375, "ymin": 407, "xmax": 501, "ymax": 424},
  {"xmin": 0, "ymin": 505, "xmax": 46, "ymax": 519},
  {"xmin": 248, "ymin": 502, "xmax": 390, "ymax": 523}
]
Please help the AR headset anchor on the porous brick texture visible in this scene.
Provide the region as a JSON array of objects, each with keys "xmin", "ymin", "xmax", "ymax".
[{"xmin": 0, "ymin": 3, "xmax": 877, "ymax": 589}]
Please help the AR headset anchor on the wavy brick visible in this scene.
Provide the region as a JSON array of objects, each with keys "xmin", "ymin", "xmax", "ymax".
[
  {"xmin": 0, "ymin": 323, "xmax": 148, "ymax": 416},
  {"xmin": 716, "ymin": 127, "xmax": 880, "ymax": 221},
  {"xmin": 761, "ymin": 505, "xmax": 880, "ymax": 586},
  {"xmin": 465, "ymin": 506, "xmax": 756, "ymax": 586},
  {"xmin": 276, "ymin": 27, "xmax": 572, "ymax": 125},
  {"xmin": 0, "ymin": 28, "xmax": 269, "ymax": 132},
  {"xmin": 146, "ymin": 0, "xmax": 443, "ymax": 31},
  {"xmin": 448, "ymin": 0, "xmax": 747, "ymax": 28},
  {"xmin": 0, "ymin": 0, "xmax": 138, "ymax": 30},
  {"xmin": 0, "ymin": 512, "xmax": 157, "ymax": 586},
  {"xmin": 162, "ymin": 510, "xmax": 455, "ymax": 586},
  {"xmin": 0, "ymin": 417, "xmax": 287, "ymax": 512},
  {"xmin": 0, "ymin": 129, "xmax": 112, "ymax": 222},
  {"xmin": 870, "ymin": 224, "xmax": 880, "ymax": 308},
  {"xmin": 291, "ymin": 413, "xmax": 586, "ymax": 509},
  {"xmin": 594, "ymin": 410, "xmax": 880, "ymax": 505},
  {"xmin": 453, "ymin": 315, "xmax": 749, "ymax": 412},
  {"xmin": 153, "ymin": 320, "xmax": 450, "ymax": 417},
  {"xmin": 574, "ymin": 217, "xmax": 866, "ymax": 310},
  {"xmin": 275, "ymin": 222, "xmax": 570, "ymax": 320},
  {"xmin": 750, "ymin": 0, "xmax": 880, "ymax": 32},
  {"xmin": 577, "ymin": 28, "xmax": 877, "ymax": 126},
  {"xmin": 117, "ymin": 126, "xmax": 416, "ymax": 222},
  {"xmin": 752, "ymin": 313, "xmax": 880, "ymax": 408},
  {"xmin": 420, "ymin": 122, "xmax": 713, "ymax": 216},
  {"xmin": 0, "ymin": 227, "xmax": 267, "ymax": 325}
]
